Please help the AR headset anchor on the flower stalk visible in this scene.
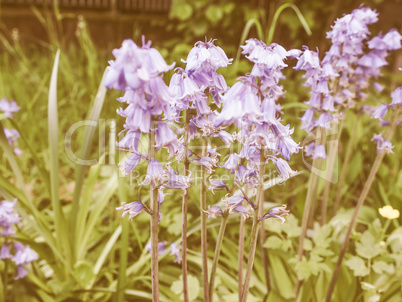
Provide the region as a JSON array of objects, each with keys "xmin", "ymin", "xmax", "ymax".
[
  {"xmin": 333, "ymin": 122, "xmax": 358, "ymax": 216},
  {"xmin": 209, "ymin": 211, "xmax": 229, "ymax": 301},
  {"xmin": 149, "ymin": 124, "xmax": 160, "ymax": 302},
  {"xmin": 181, "ymin": 109, "xmax": 191, "ymax": 302},
  {"xmin": 200, "ymin": 136, "xmax": 209, "ymax": 302},
  {"xmin": 237, "ymin": 190, "xmax": 248, "ymax": 301},
  {"xmin": 295, "ymin": 153, "xmax": 321, "ymax": 297},
  {"xmin": 241, "ymin": 150, "xmax": 266, "ymax": 302}
]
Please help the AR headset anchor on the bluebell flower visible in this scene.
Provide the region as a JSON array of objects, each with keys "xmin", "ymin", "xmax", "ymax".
[
  {"xmin": 15, "ymin": 266, "xmax": 29, "ymax": 280},
  {"xmin": 170, "ymin": 243, "xmax": 182, "ymax": 263},
  {"xmin": 145, "ymin": 240, "xmax": 167, "ymax": 255},
  {"xmin": 223, "ymin": 195, "xmax": 244, "ymax": 212},
  {"xmin": 273, "ymin": 158, "xmax": 297, "ymax": 182},
  {"xmin": 141, "ymin": 159, "xmax": 164, "ymax": 186},
  {"xmin": 0, "ymin": 199, "xmax": 21, "ymax": 236},
  {"xmin": 372, "ymin": 104, "xmax": 388, "ymax": 120},
  {"xmin": 198, "ymin": 156, "xmax": 218, "ymax": 173},
  {"xmin": 202, "ymin": 205, "xmax": 224, "ymax": 219},
  {"xmin": 105, "ymin": 38, "xmax": 174, "ymax": 91},
  {"xmin": 116, "ymin": 201, "xmax": 144, "ymax": 220},
  {"xmin": 390, "ymin": 87, "xmax": 402, "ymax": 107},
  {"xmin": 229, "ymin": 205, "xmax": 252, "ymax": 220},
  {"xmin": 208, "ymin": 179, "xmax": 229, "ymax": 194},
  {"xmin": 155, "ymin": 122, "xmax": 180, "ymax": 159},
  {"xmin": 0, "ymin": 245, "xmax": 11, "ymax": 259},
  {"xmin": 221, "ymin": 153, "xmax": 240, "ymax": 174},
  {"xmin": 235, "ymin": 165, "xmax": 259, "ymax": 188},
  {"xmin": 371, "ymin": 133, "xmax": 394, "ymax": 154},
  {"xmin": 118, "ymin": 153, "xmax": 142, "ymax": 175},
  {"xmin": 161, "ymin": 163, "xmax": 192, "ymax": 192},
  {"xmin": 0, "ymin": 98, "xmax": 20, "ymax": 118},
  {"xmin": 259, "ymin": 204, "xmax": 290, "ymax": 223},
  {"xmin": 12, "ymin": 242, "xmax": 39, "ymax": 266},
  {"xmin": 116, "ymin": 129, "xmax": 141, "ymax": 151}
]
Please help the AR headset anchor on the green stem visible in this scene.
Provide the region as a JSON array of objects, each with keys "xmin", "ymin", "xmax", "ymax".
[
  {"xmin": 321, "ymin": 118, "xmax": 345, "ymax": 224},
  {"xmin": 149, "ymin": 123, "xmax": 159, "ymax": 302},
  {"xmin": 3, "ymin": 257, "xmax": 8, "ymax": 302},
  {"xmin": 295, "ymin": 155, "xmax": 320, "ymax": 298},
  {"xmin": 325, "ymin": 109, "xmax": 399, "ymax": 302},
  {"xmin": 241, "ymin": 150, "xmax": 266, "ymax": 302},
  {"xmin": 182, "ymin": 109, "xmax": 190, "ymax": 302},
  {"xmin": 333, "ymin": 120, "xmax": 358, "ymax": 216},
  {"xmin": 200, "ymin": 136, "xmax": 209, "ymax": 302},
  {"xmin": 381, "ymin": 220, "xmax": 391, "ymax": 239},
  {"xmin": 209, "ymin": 213, "xmax": 229, "ymax": 301},
  {"xmin": 238, "ymin": 191, "xmax": 248, "ymax": 301},
  {"xmin": 259, "ymin": 220, "xmax": 270, "ymax": 294},
  {"xmin": 115, "ymin": 162, "xmax": 128, "ymax": 302}
]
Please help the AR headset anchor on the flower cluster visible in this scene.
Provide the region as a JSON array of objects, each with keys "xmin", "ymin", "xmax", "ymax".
[
  {"xmin": 293, "ymin": 7, "xmax": 401, "ymax": 159},
  {"xmin": 0, "ymin": 199, "xmax": 38, "ymax": 279},
  {"xmin": 0, "ymin": 98, "xmax": 22, "ymax": 156},
  {"xmin": 199, "ymin": 39, "xmax": 296, "ymax": 221},
  {"xmin": 106, "ymin": 37, "xmax": 194, "ymax": 222},
  {"xmin": 168, "ymin": 39, "xmax": 233, "ymax": 169},
  {"xmin": 111, "ymin": 37, "xmax": 296, "ymax": 225}
]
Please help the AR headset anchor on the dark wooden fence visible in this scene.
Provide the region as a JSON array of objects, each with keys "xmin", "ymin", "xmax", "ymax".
[{"xmin": 1, "ymin": 0, "xmax": 171, "ymax": 13}]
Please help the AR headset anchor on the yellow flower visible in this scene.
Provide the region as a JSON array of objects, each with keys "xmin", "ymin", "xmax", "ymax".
[{"xmin": 378, "ymin": 205, "xmax": 400, "ymax": 220}]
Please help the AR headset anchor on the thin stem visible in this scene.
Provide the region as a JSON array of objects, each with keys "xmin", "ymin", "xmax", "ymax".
[
  {"xmin": 321, "ymin": 119, "xmax": 345, "ymax": 224},
  {"xmin": 325, "ymin": 109, "xmax": 399, "ymax": 301},
  {"xmin": 259, "ymin": 220, "xmax": 271, "ymax": 294},
  {"xmin": 241, "ymin": 150, "xmax": 266, "ymax": 302},
  {"xmin": 182, "ymin": 109, "xmax": 190, "ymax": 302},
  {"xmin": 209, "ymin": 213, "xmax": 229, "ymax": 301},
  {"xmin": 295, "ymin": 155, "xmax": 320, "ymax": 298},
  {"xmin": 200, "ymin": 136, "xmax": 209, "ymax": 302},
  {"xmin": 333, "ymin": 121, "xmax": 358, "ymax": 216},
  {"xmin": 3, "ymin": 257, "xmax": 8, "ymax": 302},
  {"xmin": 238, "ymin": 188, "xmax": 248, "ymax": 301},
  {"xmin": 149, "ymin": 123, "xmax": 159, "ymax": 302}
]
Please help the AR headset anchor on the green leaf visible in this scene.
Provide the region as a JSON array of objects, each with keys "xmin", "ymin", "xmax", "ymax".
[
  {"xmin": 71, "ymin": 68, "xmax": 108, "ymax": 255},
  {"xmin": 295, "ymin": 259, "xmax": 319, "ymax": 280},
  {"xmin": 264, "ymin": 235, "xmax": 283, "ymax": 249},
  {"xmin": 205, "ymin": 5, "xmax": 224, "ymax": 24},
  {"xmin": 345, "ymin": 256, "xmax": 370, "ymax": 277},
  {"xmin": 372, "ymin": 261, "xmax": 394, "ymax": 274},
  {"xmin": 171, "ymin": 274, "xmax": 200, "ymax": 301},
  {"xmin": 170, "ymin": 2, "xmax": 193, "ymax": 21},
  {"xmin": 74, "ymin": 261, "xmax": 95, "ymax": 287},
  {"xmin": 191, "ymin": 20, "xmax": 208, "ymax": 36},
  {"xmin": 282, "ymin": 214, "xmax": 301, "ymax": 238},
  {"xmin": 304, "ymin": 238, "xmax": 313, "ymax": 251},
  {"xmin": 48, "ymin": 49, "xmax": 69, "ymax": 260},
  {"xmin": 313, "ymin": 224, "xmax": 332, "ymax": 246},
  {"xmin": 356, "ymin": 231, "xmax": 382, "ymax": 259}
]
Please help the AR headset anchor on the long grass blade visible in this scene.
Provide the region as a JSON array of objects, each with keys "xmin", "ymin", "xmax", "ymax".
[
  {"xmin": 71, "ymin": 68, "xmax": 108, "ymax": 259},
  {"xmin": 77, "ymin": 172, "xmax": 118, "ymax": 259},
  {"xmin": 266, "ymin": 3, "xmax": 312, "ymax": 44},
  {"xmin": 48, "ymin": 49, "xmax": 71, "ymax": 272},
  {"xmin": 116, "ymin": 164, "xmax": 129, "ymax": 302}
]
